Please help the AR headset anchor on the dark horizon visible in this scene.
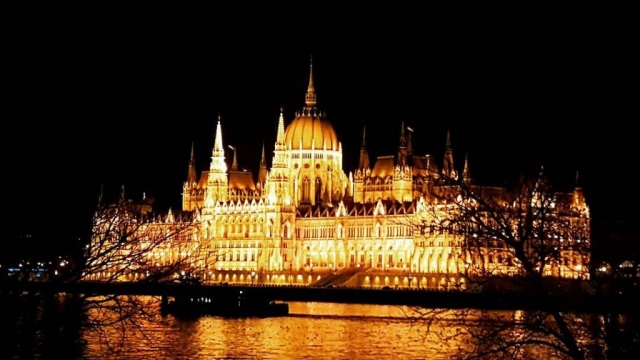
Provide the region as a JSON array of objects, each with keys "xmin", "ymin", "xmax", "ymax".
[{"xmin": 7, "ymin": 3, "xmax": 637, "ymax": 254}]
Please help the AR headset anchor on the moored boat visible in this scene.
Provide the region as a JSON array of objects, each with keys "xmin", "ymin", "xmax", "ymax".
[{"xmin": 161, "ymin": 290, "xmax": 289, "ymax": 318}]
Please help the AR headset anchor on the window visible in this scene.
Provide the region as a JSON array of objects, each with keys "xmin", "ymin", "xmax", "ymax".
[
  {"xmin": 302, "ymin": 178, "xmax": 310, "ymax": 202},
  {"xmin": 315, "ymin": 177, "xmax": 322, "ymax": 203}
]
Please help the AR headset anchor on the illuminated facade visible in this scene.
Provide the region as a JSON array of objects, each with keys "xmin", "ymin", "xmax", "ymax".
[{"xmin": 95, "ymin": 63, "xmax": 591, "ymax": 288}]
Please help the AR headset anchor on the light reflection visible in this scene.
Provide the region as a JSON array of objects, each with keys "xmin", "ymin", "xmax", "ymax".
[{"xmin": 77, "ymin": 297, "xmax": 610, "ymax": 360}]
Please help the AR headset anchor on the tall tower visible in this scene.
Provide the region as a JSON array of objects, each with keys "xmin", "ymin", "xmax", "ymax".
[
  {"xmin": 257, "ymin": 142, "xmax": 268, "ymax": 191},
  {"xmin": 204, "ymin": 114, "xmax": 228, "ymax": 210},
  {"xmin": 266, "ymin": 108, "xmax": 293, "ymax": 205},
  {"xmin": 182, "ymin": 141, "xmax": 198, "ymax": 211},
  {"xmin": 397, "ymin": 121, "xmax": 408, "ymax": 167},
  {"xmin": 358, "ymin": 126, "xmax": 370, "ymax": 170},
  {"xmin": 393, "ymin": 122, "xmax": 413, "ymax": 202}
]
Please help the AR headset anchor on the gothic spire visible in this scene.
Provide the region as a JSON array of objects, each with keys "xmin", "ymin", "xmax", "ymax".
[
  {"xmin": 213, "ymin": 112, "xmax": 224, "ymax": 155},
  {"xmin": 462, "ymin": 153, "xmax": 471, "ymax": 184},
  {"xmin": 359, "ymin": 126, "xmax": 370, "ymax": 169},
  {"xmin": 258, "ymin": 142, "xmax": 267, "ymax": 185},
  {"xmin": 276, "ymin": 106, "xmax": 286, "ymax": 148},
  {"xmin": 209, "ymin": 112, "xmax": 227, "ymax": 174},
  {"xmin": 187, "ymin": 141, "xmax": 197, "ymax": 184},
  {"xmin": 398, "ymin": 121, "xmax": 407, "ymax": 166},
  {"xmin": 230, "ymin": 145, "xmax": 238, "ymax": 171},
  {"xmin": 442, "ymin": 128, "xmax": 455, "ymax": 178},
  {"xmin": 399, "ymin": 121, "xmax": 407, "ymax": 148},
  {"xmin": 305, "ymin": 55, "xmax": 317, "ymax": 108}
]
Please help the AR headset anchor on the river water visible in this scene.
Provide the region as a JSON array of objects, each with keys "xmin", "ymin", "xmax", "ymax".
[
  {"xmin": 5, "ymin": 294, "xmax": 638, "ymax": 359},
  {"xmin": 80, "ymin": 301, "xmax": 464, "ymax": 360}
]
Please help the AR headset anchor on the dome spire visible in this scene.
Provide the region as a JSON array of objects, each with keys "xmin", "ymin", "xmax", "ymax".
[
  {"xmin": 305, "ymin": 55, "xmax": 317, "ymax": 108},
  {"xmin": 276, "ymin": 106, "xmax": 286, "ymax": 149}
]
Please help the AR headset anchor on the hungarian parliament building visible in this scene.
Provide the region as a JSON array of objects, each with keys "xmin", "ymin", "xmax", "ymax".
[{"xmin": 89, "ymin": 63, "xmax": 591, "ymax": 289}]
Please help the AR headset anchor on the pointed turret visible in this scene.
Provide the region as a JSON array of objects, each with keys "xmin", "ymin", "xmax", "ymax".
[
  {"xmin": 276, "ymin": 107, "xmax": 286, "ymax": 149},
  {"xmin": 305, "ymin": 55, "xmax": 317, "ymax": 108},
  {"xmin": 258, "ymin": 142, "xmax": 267, "ymax": 185},
  {"xmin": 229, "ymin": 145, "xmax": 238, "ymax": 170},
  {"xmin": 187, "ymin": 141, "xmax": 197, "ymax": 184},
  {"xmin": 213, "ymin": 113, "xmax": 224, "ymax": 157},
  {"xmin": 442, "ymin": 129, "xmax": 456, "ymax": 179},
  {"xmin": 358, "ymin": 126, "xmax": 370, "ymax": 169},
  {"xmin": 462, "ymin": 153, "xmax": 471, "ymax": 184},
  {"xmin": 205, "ymin": 113, "xmax": 228, "ymax": 206},
  {"xmin": 398, "ymin": 121, "xmax": 408, "ymax": 166},
  {"xmin": 571, "ymin": 170, "xmax": 589, "ymax": 216}
]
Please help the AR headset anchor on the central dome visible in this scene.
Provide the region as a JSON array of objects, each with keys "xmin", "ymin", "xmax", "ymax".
[
  {"xmin": 284, "ymin": 110, "xmax": 339, "ymax": 151},
  {"xmin": 282, "ymin": 60, "xmax": 339, "ymax": 151}
]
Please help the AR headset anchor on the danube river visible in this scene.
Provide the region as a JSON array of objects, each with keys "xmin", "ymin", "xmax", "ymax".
[
  {"xmin": 6, "ymin": 294, "xmax": 634, "ymax": 359},
  {"xmin": 83, "ymin": 302, "xmax": 458, "ymax": 359}
]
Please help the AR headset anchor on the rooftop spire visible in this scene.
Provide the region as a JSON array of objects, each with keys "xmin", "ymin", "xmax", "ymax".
[
  {"xmin": 462, "ymin": 153, "xmax": 471, "ymax": 184},
  {"xmin": 305, "ymin": 55, "xmax": 317, "ymax": 107},
  {"xmin": 359, "ymin": 126, "xmax": 370, "ymax": 169},
  {"xmin": 187, "ymin": 141, "xmax": 197, "ymax": 184},
  {"xmin": 258, "ymin": 142, "xmax": 268, "ymax": 186},
  {"xmin": 276, "ymin": 106, "xmax": 286, "ymax": 147},
  {"xmin": 399, "ymin": 121, "xmax": 407, "ymax": 147},
  {"xmin": 229, "ymin": 145, "xmax": 238, "ymax": 170},
  {"xmin": 442, "ymin": 129, "xmax": 455, "ymax": 179},
  {"xmin": 213, "ymin": 112, "xmax": 224, "ymax": 154}
]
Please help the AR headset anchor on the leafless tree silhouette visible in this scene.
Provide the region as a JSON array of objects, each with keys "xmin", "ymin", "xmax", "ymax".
[
  {"xmin": 399, "ymin": 167, "xmax": 631, "ymax": 360},
  {"xmin": 66, "ymin": 191, "xmax": 212, "ymax": 351}
]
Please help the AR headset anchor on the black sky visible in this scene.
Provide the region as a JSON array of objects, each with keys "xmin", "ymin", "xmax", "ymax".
[{"xmin": 6, "ymin": 2, "xmax": 637, "ymax": 251}]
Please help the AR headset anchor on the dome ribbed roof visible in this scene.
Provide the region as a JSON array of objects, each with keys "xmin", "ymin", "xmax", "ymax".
[{"xmin": 284, "ymin": 109, "xmax": 338, "ymax": 150}]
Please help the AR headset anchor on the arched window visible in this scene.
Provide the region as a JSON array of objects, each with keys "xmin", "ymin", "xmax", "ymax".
[
  {"xmin": 302, "ymin": 177, "xmax": 310, "ymax": 202},
  {"xmin": 315, "ymin": 177, "xmax": 322, "ymax": 203}
]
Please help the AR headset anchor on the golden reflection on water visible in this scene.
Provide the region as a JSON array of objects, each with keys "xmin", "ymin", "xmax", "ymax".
[{"xmin": 82, "ymin": 297, "xmax": 481, "ymax": 359}]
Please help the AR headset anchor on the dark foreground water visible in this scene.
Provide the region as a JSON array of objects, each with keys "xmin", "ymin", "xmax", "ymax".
[{"xmin": 4, "ymin": 294, "xmax": 639, "ymax": 359}]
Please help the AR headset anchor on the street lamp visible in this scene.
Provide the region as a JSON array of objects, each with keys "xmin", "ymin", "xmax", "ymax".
[
  {"xmin": 408, "ymin": 273, "xmax": 413, "ymax": 289},
  {"xmin": 251, "ymin": 271, "xmax": 256, "ymax": 286}
]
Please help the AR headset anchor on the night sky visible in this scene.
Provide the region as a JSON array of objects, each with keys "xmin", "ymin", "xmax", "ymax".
[{"xmin": 7, "ymin": 2, "xmax": 637, "ymax": 255}]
